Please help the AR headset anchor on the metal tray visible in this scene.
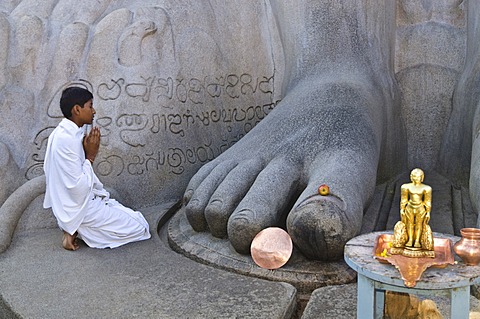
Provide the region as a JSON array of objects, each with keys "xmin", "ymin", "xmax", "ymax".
[{"xmin": 373, "ymin": 234, "xmax": 455, "ymax": 287}]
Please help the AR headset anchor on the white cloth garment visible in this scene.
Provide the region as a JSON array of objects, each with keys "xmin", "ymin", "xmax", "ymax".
[{"xmin": 43, "ymin": 118, "xmax": 151, "ymax": 248}]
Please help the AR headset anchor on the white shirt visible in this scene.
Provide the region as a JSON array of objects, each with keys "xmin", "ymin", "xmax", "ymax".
[{"xmin": 43, "ymin": 118, "xmax": 105, "ymax": 235}]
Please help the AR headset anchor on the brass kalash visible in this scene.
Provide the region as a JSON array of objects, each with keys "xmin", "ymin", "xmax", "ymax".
[{"xmin": 391, "ymin": 168, "xmax": 435, "ymax": 258}]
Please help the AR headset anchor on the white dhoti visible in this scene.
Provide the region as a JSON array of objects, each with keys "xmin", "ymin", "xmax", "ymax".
[
  {"xmin": 43, "ymin": 118, "xmax": 151, "ymax": 249},
  {"xmin": 77, "ymin": 196, "xmax": 151, "ymax": 249}
]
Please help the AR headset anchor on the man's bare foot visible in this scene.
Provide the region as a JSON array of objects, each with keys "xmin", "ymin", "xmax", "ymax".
[{"xmin": 62, "ymin": 232, "xmax": 79, "ymax": 251}]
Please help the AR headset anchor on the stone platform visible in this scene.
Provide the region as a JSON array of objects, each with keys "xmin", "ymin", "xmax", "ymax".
[
  {"xmin": 167, "ymin": 171, "xmax": 478, "ymax": 295},
  {"xmin": 1, "ymin": 170, "xmax": 479, "ymax": 318},
  {"xmin": 0, "ymin": 203, "xmax": 298, "ymax": 319},
  {"xmin": 167, "ymin": 204, "xmax": 356, "ymax": 294}
]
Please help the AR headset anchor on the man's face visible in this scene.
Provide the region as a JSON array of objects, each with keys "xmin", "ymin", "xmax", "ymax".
[{"xmin": 78, "ymin": 99, "xmax": 95, "ymax": 125}]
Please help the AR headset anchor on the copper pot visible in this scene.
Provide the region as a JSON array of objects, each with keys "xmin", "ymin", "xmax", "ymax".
[{"xmin": 454, "ymin": 228, "xmax": 480, "ymax": 266}]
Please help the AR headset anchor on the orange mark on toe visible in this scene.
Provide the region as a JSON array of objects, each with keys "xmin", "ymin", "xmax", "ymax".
[{"xmin": 318, "ymin": 184, "xmax": 330, "ymax": 196}]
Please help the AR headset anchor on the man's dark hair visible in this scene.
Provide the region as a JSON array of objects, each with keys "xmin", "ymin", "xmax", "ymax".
[{"xmin": 60, "ymin": 87, "xmax": 93, "ymax": 118}]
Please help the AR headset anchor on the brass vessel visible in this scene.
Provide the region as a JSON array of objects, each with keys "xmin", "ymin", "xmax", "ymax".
[{"xmin": 453, "ymin": 228, "xmax": 480, "ymax": 266}]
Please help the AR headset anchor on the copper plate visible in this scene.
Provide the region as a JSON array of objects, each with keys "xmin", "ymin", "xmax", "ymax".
[
  {"xmin": 373, "ymin": 234, "xmax": 455, "ymax": 287},
  {"xmin": 251, "ymin": 227, "xmax": 293, "ymax": 270}
]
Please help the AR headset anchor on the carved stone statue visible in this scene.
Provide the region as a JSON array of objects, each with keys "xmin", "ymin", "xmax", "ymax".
[
  {"xmin": 1, "ymin": 0, "xmax": 480, "ymax": 264},
  {"xmin": 392, "ymin": 169, "xmax": 435, "ymax": 258}
]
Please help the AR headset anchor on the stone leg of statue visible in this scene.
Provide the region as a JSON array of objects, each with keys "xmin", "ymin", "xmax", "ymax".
[
  {"xmin": 183, "ymin": 0, "xmax": 403, "ymax": 261},
  {"xmin": 184, "ymin": 75, "xmax": 393, "ymax": 260},
  {"xmin": 440, "ymin": 1, "xmax": 480, "ymax": 226},
  {"xmin": 182, "ymin": 2, "xmax": 402, "ymax": 261}
]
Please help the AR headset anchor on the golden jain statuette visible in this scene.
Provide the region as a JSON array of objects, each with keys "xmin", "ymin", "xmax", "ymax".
[{"xmin": 391, "ymin": 168, "xmax": 435, "ymax": 258}]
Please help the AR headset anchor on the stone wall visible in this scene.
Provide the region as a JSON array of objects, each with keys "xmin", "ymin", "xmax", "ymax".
[
  {"xmin": 0, "ymin": 0, "xmax": 476, "ymax": 211},
  {"xmin": 0, "ymin": 1, "xmax": 284, "ymax": 207}
]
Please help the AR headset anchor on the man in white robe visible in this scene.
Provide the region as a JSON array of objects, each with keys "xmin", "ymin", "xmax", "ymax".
[{"xmin": 43, "ymin": 87, "xmax": 151, "ymax": 250}]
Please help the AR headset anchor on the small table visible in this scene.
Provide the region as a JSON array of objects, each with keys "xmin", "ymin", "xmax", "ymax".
[{"xmin": 344, "ymin": 231, "xmax": 480, "ymax": 319}]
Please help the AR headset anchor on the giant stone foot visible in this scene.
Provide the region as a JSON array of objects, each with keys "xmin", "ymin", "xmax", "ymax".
[
  {"xmin": 181, "ymin": 0, "xmax": 403, "ymax": 261},
  {"xmin": 184, "ymin": 77, "xmax": 390, "ymax": 260}
]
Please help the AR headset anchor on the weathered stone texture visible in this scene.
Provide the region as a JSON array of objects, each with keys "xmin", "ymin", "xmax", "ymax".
[
  {"xmin": 1, "ymin": 0, "xmax": 480, "ymax": 263},
  {"xmin": 0, "ymin": 1, "xmax": 283, "ymax": 208}
]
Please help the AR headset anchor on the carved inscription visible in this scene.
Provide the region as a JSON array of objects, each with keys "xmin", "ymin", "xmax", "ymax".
[
  {"xmin": 94, "ymin": 103, "xmax": 275, "ymax": 147},
  {"xmin": 26, "ymin": 73, "xmax": 278, "ymax": 179},
  {"xmin": 96, "ymin": 74, "xmax": 274, "ymax": 104},
  {"xmin": 97, "ymin": 142, "xmax": 217, "ymax": 177},
  {"xmin": 91, "ymin": 101, "xmax": 277, "ymax": 176},
  {"xmin": 26, "ymin": 127, "xmax": 55, "ymax": 180}
]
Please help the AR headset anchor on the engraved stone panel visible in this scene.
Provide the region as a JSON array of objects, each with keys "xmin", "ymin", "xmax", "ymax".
[{"xmin": 0, "ymin": 2, "xmax": 284, "ymax": 207}]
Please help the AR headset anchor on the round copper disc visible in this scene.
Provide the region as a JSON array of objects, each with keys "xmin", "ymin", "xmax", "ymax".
[{"xmin": 250, "ymin": 227, "xmax": 293, "ymax": 269}]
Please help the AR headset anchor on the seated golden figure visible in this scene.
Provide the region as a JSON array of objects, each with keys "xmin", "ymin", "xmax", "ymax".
[{"xmin": 392, "ymin": 168, "xmax": 435, "ymax": 258}]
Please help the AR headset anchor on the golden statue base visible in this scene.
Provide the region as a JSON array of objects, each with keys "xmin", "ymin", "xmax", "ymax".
[
  {"xmin": 374, "ymin": 234, "xmax": 454, "ymax": 287},
  {"xmin": 390, "ymin": 247, "xmax": 435, "ymax": 258}
]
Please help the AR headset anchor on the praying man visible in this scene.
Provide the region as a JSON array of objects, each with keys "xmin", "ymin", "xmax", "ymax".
[{"xmin": 43, "ymin": 87, "xmax": 151, "ymax": 250}]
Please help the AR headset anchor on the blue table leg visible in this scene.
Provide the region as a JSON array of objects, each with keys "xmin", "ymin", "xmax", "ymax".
[
  {"xmin": 357, "ymin": 273, "xmax": 375, "ymax": 319},
  {"xmin": 450, "ymin": 286, "xmax": 469, "ymax": 319},
  {"xmin": 375, "ymin": 289, "xmax": 385, "ymax": 319}
]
